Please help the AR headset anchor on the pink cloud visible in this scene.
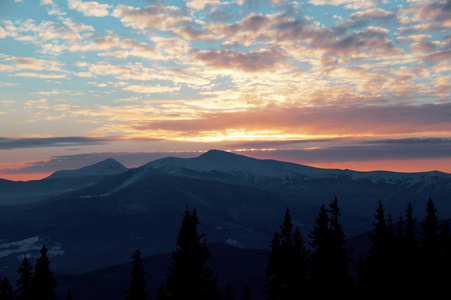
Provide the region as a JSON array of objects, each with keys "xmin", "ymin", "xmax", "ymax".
[
  {"xmin": 193, "ymin": 49, "xmax": 283, "ymax": 72},
  {"xmin": 131, "ymin": 102, "xmax": 451, "ymax": 136}
]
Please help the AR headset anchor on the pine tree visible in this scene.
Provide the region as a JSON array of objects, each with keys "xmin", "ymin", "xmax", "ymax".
[
  {"xmin": 365, "ymin": 201, "xmax": 396, "ymax": 299},
  {"xmin": 264, "ymin": 209, "xmax": 310, "ymax": 300},
  {"xmin": 309, "ymin": 204, "xmax": 331, "ymax": 299},
  {"xmin": 418, "ymin": 198, "xmax": 441, "ymax": 298},
  {"xmin": 0, "ymin": 278, "xmax": 14, "ymax": 300},
  {"xmin": 292, "ymin": 227, "xmax": 311, "ymax": 298},
  {"xmin": 395, "ymin": 202, "xmax": 419, "ymax": 299},
  {"xmin": 263, "ymin": 231, "xmax": 282, "ymax": 299},
  {"xmin": 164, "ymin": 207, "xmax": 221, "ymax": 300},
  {"xmin": 126, "ymin": 249, "xmax": 148, "ymax": 300},
  {"xmin": 16, "ymin": 256, "xmax": 33, "ymax": 300},
  {"xmin": 404, "ymin": 202, "xmax": 417, "ymax": 246},
  {"xmin": 327, "ymin": 197, "xmax": 354, "ymax": 298},
  {"xmin": 31, "ymin": 245, "xmax": 57, "ymax": 300}
]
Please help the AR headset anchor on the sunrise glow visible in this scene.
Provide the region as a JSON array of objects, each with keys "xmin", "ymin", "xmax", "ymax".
[{"xmin": 1, "ymin": 0, "xmax": 450, "ymax": 180}]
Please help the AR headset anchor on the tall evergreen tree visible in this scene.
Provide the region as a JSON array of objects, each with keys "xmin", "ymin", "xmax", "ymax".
[
  {"xmin": 292, "ymin": 227, "xmax": 311, "ymax": 298},
  {"xmin": 264, "ymin": 209, "xmax": 310, "ymax": 300},
  {"xmin": 0, "ymin": 278, "xmax": 14, "ymax": 300},
  {"xmin": 16, "ymin": 256, "xmax": 33, "ymax": 300},
  {"xmin": 164, "ymin": 207, "xmax": 221, "ymax": 300},
  {"xmin": 326, "ymin": 197, "xmax": 354, "ymax": 298},
  {"xmin": 31, "ymin": 245, "xmax": 57, "ymax": 300},
  {"xmin": 263, "ymin": 231, "xmax": 282, "ymax": 299},
  {"xmin": 309, "ymin": 200, "xmax": 353, "ymax": 299},
  {"xmin": 364, "ymin": 201, "xmax": 394, "ymax": 299},
  {"xmin": 404, "ymin": 202, "xmax": 417, "ymax": 246},
  {"xmin": 418, "ymin": 197, "xmax": 441, "ymax": 298},
  {"xmin": 126, "ymin": 249, "xmax": 148, "ymax": 300},
  {"xmin": 394, "ymin": 202, "xmax": 420, "ymax": 299},
  {"xmin": 309, "ymin": 204, "xmax": 330, "ymax": 299}
]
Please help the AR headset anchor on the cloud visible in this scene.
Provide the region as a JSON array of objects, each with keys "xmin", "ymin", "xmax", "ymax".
[
  {"xmin": 123, "ymin": 84, "xmax": 181, "ymax": 94},
  {"xmin": 193, "ymin": 49, "xmax": 284, "ymax": 72},
  {"xmin": 398, "ymin": 0, "xmax": 451, "ymax": 33},
  {"xmin": 341, "ymin": 8, "xmax": 396, "ymax": 29},
  {"xmin": 186, "ymin": 0, "xmax": 223, "ymax": 10},
  {"xmin": 0, "ymin": 137, "xmax": 110, "ymax": 150},
  {"xmin": 112, "ymin": 4, "xmax": 191, "ymax": 31},
  {"xmin": 67, "ymin": 0, "xmax": 112, "ymax": 17},
  {"xmin": 2, "ymin": 56, "xmax": 63, "ymax": 71},
  {"xmin": 15, "ymin": 72, "xmax": 67, "ymax": 79},
  {"xmin": 235, "ymin": 139, "xmax": 451, "ymax": 164},
  {"xmin": 131, "ymin": 102, "xmax": 451, "ymax": 138}
]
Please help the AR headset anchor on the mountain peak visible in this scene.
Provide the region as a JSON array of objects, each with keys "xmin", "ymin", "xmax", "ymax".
[
  {"xmin": 198, "ymin": 149, "xmax": 239, "ymax": 159},
  {"xmin": 46, "ymin": 158, "xmax": 127, "ymax": 179}
]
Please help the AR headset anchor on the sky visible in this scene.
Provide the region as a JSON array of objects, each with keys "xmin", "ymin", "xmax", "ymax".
[{"xmin": 0, "ymin": 0, "xmax": 450, "ymax": 181}]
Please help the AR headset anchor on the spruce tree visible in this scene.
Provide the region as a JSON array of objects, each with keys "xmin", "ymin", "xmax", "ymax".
[
  {"xmin": 396, "ymin": 202, "xmax": 419, "ymax": 299},
  {"xmin": 292, "ymin": 227, "xmax": 311, "ymax": 298},
  {"xmin": 126, "ymin": 249, "xmax": 148, "ymax": 300},
  {"xmin": 419, "ymin": 198, "xmax": 441, "ymax": 298},
  {"xmin": 365, "ymin": 201, "xmax": 396, "ymax": 299},
  {"xmin": 31, "ymin": 245, "xmax": 57, "ymax": 300},
  {"xmin": 164, "ymin": 207, "xmax": 221, "ymax": 300},
  {"xmin": 264, "ymin": 209, "xmax": 310, "ymax": 300},
  {"xmin": 327, "ymin": 198, "xmax": 354, "ymax": 298},
  {"xmin": 308, "ymin": 204, "xmax": 331, "ymax": 299},
  {"xmin": 0, "ymin": 278, "xmax": 14, "ymax": 300},
  {"xmin": 16, "ymin": 256, "xmax": 33, "ymax": 300},
  {"xmin": 263, "ymin": 231, "xmax": 282, "ymax": 299}
]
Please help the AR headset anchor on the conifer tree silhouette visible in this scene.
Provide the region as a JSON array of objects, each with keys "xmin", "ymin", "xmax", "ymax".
[
  {"xmin": 16, "ymin": 256, "xmax": 33, "ymax": 300},
  {"xmin": 264, "ymin": 208, "xmax": 310, "ymax": 299},
  {"xmin": 0, "ymin": 277, "xmax": 14, "ymax": 300},
  {"xmin": 31, "ymin": 245, "xmax": 57, "ymax": 300},
  {"xmin": 164, "ymin": 207, "xmax": 221, "ymax": 300},
  {"xmin": 419, "ymin": 197, "xmax": 441, "ymax": 298},
  {"xmin": 126, "ymin": 249, "xmax": 148, "ymax": 300}
]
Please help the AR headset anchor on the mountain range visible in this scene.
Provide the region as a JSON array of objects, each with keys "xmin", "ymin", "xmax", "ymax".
[{"xmin": 0, "ymin": 149, "xmax": 450, "ymax": 293}]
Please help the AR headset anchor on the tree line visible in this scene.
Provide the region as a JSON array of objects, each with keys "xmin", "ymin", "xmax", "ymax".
[{"xmin": 2, "ymin": 197, "xmax": 450, "ymax": 299}]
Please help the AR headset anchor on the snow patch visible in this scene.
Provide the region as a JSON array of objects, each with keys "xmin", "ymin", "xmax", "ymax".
[
  {"xmin": 0, "ymin": 236, "xmax": 64, "ymax": 259},
  {"xmin": 226, "ymin": 238, "xmax": 244, "ymax": 248}
]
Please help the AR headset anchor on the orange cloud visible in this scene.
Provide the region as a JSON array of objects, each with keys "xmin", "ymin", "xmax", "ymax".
[{"xmin": 131, "ymin": 103, "xmax": 451, "ymax": 138}]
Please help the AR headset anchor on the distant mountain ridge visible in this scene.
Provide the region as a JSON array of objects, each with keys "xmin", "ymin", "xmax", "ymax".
[
  {"xmin": 46, "ymin": 158, "xmax": 127, "ymax": 179},
  {"xmin": 0, "ymin": 150, "xmax": 450, "ymax": 283},
  {"xmin": 0, "ymin": 158, "xmax": 127, "ymax": 205},
  {"xmin": 147, "ymin": 149, "xmax": 451, "ymax": 186}
]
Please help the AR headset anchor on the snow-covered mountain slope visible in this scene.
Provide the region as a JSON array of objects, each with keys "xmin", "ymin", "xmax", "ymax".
[
  {"xmin": 145, "ymin": 149, "xmax": 451, "ymax": 187},
  {"xmin": 46, "ymin": 158, "xmax": 127, "ymax": 179},
  {"xmin": 0, "ymin": 150, "xmax": 450, "ymax": 281}
]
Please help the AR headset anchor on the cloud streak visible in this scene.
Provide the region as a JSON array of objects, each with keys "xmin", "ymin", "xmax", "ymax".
[{"xmin": 0, "ymin": 137, "xmax": 110, "ymax": 150}]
